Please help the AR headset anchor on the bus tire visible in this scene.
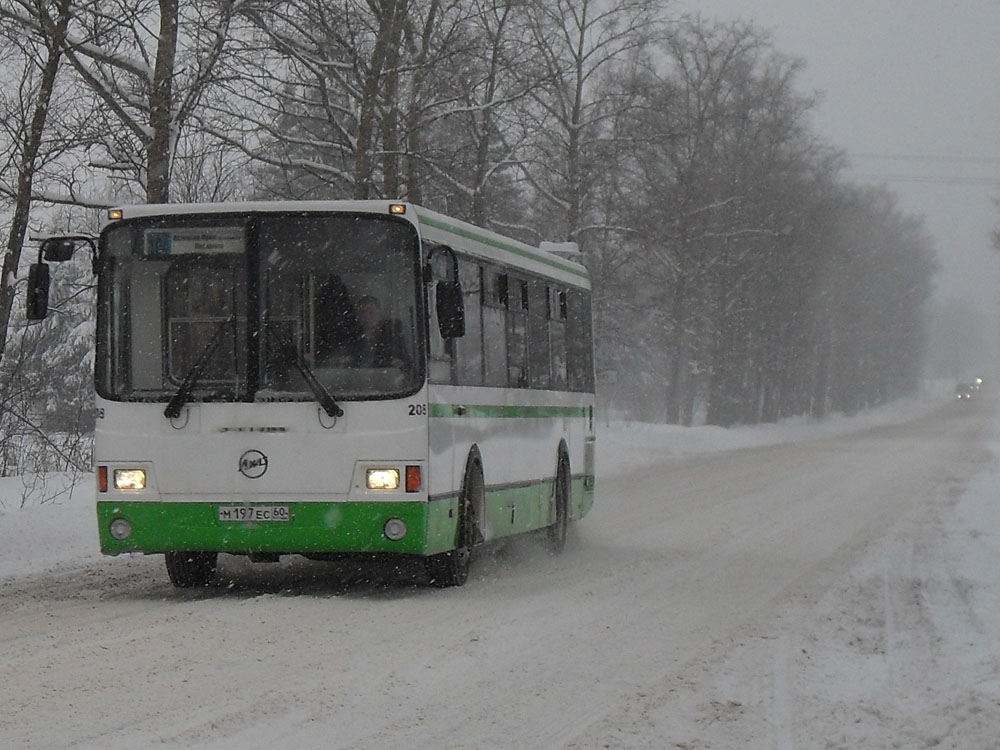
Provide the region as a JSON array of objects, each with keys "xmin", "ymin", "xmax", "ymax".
[
  {"xmin": 545, "ymin": 452, "xmax": 570, "ymax": 554},
  {"xmin": 164, "ymin": 551, "xmax": 218, "ymax": 588},
  {"xmin": 427, "ymin": 459, "xmax": 482, "ymax": 587}
]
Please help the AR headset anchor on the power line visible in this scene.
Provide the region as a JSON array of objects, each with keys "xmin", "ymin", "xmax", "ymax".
[
  {"xmin": 850, "ymin": 152, "xmax": 1000, "ymax": 165},
  {"xmin": 847, "ymin": 172, "xmax": 1000, "ymax": 186},
  {"xmin": 846, "ymin": 152, "xmax": 1000, "ymax": 186}
]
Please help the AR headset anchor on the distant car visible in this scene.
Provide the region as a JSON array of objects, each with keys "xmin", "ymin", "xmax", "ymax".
[{"xmin": 955, "ymin": 383, "xmax": 975, "ymax": 401}]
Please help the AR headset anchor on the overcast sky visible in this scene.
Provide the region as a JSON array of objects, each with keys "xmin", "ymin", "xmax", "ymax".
[{"xmin": 677, "ymin": 0, "xmax": 1000, "ymax": 325}]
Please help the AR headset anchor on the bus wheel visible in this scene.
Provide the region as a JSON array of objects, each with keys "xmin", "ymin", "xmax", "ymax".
[
  {"xmin": 545, "ymin": 454, "xmax": 570, "ymax": 554},
  {"xmin": 427, "ymin": 461, "xmax": 482, "ymax": 587},
  {"xmin": 164, "ymin": 551, "xmax": 218, "ymax": 588}
]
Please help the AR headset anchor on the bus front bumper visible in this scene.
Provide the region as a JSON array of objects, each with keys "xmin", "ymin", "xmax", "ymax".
[{"xmin": 96, "ymin": 499, "xmax": 459, "ymax": 557}]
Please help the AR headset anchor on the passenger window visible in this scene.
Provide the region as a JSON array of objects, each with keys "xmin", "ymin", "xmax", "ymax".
[
  {"xmin": 428, "ymin": 251, "xmax": 456, "ymax": 384},
  {"xmin": 528, "ymin": 280, "xmax": 551, "ymax": 389},
  {"xmin": 548, "ymin": 286, "xmax": 567, "ymax": 387},
  {"xmin": 567, "ymin": 288, "xmax": 594, "ymax": 392},
  {"xmin": 456, "ymin": 261, "xmax": 483, "ymax": 386},
  {"xmin": 507, "ymin": 279, "xmax": 528, "ymax": 387},
  {"xmin": 483, "ymin": 268, "xmax": 508, "ymax": 386}
]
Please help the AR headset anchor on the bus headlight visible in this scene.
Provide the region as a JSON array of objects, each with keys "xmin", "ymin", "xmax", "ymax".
[
  {"xmin": 109, "ymin": 518, "xmax": 133, "ymax": 540},
  {"xmin": 114, "ymin": 469, "xmax": 146, "ymax": 491},
  {"xmin": 366, "ymin": 468, "xmax": 400, "ymax": 490},
  {"xmin": 383, "ymin": 517, "xmax": 407, "ymax": 541}
]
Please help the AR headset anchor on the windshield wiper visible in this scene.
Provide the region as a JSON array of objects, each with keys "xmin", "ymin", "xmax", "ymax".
[
  {"xmin": 267, "ymin": 324, "xmax": 344, "ymax": 418},
  {"xmin": 164, "ymin": 317, "xmax": 235, "ymax": 419}
]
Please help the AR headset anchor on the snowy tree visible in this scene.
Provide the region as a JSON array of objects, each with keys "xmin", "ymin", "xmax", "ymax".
[
  {"xmin": 593, "ymin": 16, "xmax": 936, "ymax": 425},
  {"xmin": 0, "ymin": 0, "xmax": 72, "ymax": 366},
  {"xmin": 608, "ymin": 19, "xmax": 797, "ymax": 423},
  {"xmin": 226, "ymin": 0, "xmax": 546, "ymax": 219},
  {"xmin": 520, "ymin": 0, "xmax": 666, "ymax": 242},
  {"xmin": 0, "ymin": 1, "xmax": 941, "ymax": 453},
  {"xmin": 410, "ymin": 0, "xmax": 550, "ymax": 226},
  {"xmin": 1, "ymin": 0, "xmax": 241, "ymax": 203},
  {"xmin": 219, "ymin": 0, "xmax": 433, "ymax": 200}
]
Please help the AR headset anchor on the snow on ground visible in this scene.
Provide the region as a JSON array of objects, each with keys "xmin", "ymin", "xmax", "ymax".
[
  {"xmin": 3, "ymin": 383, "xmax": 1000, "ymax": 749},
  {"xmin": 639, "ymin": 396, "xmax": 1000, "ymax": 748},
  {"xmin": 0, "ymin": 472, "xmax": 96, "ymax": 578}
]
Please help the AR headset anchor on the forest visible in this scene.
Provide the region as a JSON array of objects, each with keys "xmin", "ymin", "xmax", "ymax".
[{"xmin": 0, "ymin": 0, "xmax": 937, "ymax": 481}]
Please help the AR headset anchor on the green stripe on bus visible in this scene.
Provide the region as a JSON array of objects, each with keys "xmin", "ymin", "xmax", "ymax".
[
  {"xmin": 429, "ymin": 404, "xmax": 589, "ymax": 418},
  {"xmin": 416, "ymin": 213, "xmax": 588, "ymax": 279},
  {"xmin": 431, "ymin": 476, "xmax": 594, "ymax": 535}
]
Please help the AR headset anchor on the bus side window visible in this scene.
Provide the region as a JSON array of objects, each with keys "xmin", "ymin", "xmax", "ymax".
[
  {"xmin": 548, "ymin": 286, "xmax": 568, "ymax": 387},
  {"xmin": 455, "ymin": 260, "xmax": 483, "ymax": 385},
  {"xmin": 528, "ymin": 280, "xmax": 550, "ymax": 390},
  {"xmin": 567, "ymin": 288, "xmax": 594, "ymax": 392},
  {"xmin": 507, "ymin": 278, "xmax": 528, "ymax": 387},
  {"xmin": 428, "ymin": 255, "xmax": 456, "ymax": 384},
  {"xmin": 483, "ymin": 267, "xmax": 508, "ymax": 387}
]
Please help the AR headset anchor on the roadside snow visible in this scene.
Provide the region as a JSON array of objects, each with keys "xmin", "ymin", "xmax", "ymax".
[
  {"xmin": 601, "ymin": 390, "xmax": 950, "ymax": 474},
  {"xmin": 0, "ymin": 474, "xmax": 97, "ymax": 578}
]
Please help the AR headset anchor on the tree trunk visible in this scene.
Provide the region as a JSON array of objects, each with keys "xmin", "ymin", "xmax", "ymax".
[
  {"xmin": 146, "ymin": 0, "xmax": 179, "ymax": 203},
  {"xmin": 354, "ymin": 0, "xmax": 408, "ymax": 199},
  {"xmin": 401, "ymin": 0, "xmax": 439, "ymax": 204},
  {"xmin": 0, "ymin": 0, "xmax": 70, "ymax": 364},
  {"xmin": 379, "ymin": 0, "xmax": 410, "ymax": 197},
  {"xmin": 469, "ymin": 44, "xmax": 501, "ymax": 224},
  {"xmin": 664, "ymin": 274, "xmax": 688, "ymax": 424}
]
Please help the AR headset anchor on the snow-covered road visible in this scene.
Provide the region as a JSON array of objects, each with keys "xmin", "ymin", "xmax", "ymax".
[{"xmin": 2, "ymin": 397, "xmax": 999, "ymax": 749}]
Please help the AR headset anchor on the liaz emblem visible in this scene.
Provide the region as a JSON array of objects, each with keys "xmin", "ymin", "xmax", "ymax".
[{"xmin": 238, "ymin": 449, "xmax": 268, "ymax": 479}]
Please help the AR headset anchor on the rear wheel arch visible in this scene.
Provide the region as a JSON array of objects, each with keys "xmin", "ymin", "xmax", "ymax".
[
  {"xmin": 546, "ymin": 441, "xmax": 571, "ymax": 553},
  {"xmin": 462, "ymin": 445, "xmax": 486, "ymax": 535}
]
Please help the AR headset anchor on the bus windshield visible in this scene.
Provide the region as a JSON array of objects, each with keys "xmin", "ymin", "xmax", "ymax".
[{"xmin": 96, "ymin": 212, "xmax": 424, "ymax": 405}]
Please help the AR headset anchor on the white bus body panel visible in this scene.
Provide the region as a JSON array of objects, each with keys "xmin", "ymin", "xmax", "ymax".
[{"xmin": 95, "ymin": 394, "xmax": 429, "ymax": 503}]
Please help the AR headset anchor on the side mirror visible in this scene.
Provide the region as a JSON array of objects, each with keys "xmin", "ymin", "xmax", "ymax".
[
  {"xmin": 26, "ymin": 262, "xmax": 51, "ymax": 320},
  {"xmin": 436, "ymin": 280, "xmax": 465, "ymax": 339},
  {"xmin": 41, "ymin": 237, "xmax": 76, "ymax": 262}
]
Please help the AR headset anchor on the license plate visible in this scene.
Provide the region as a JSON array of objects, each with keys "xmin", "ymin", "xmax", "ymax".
[{"xmin": 218, "ymin": 506, "xmax": 290, "ymax": 522}]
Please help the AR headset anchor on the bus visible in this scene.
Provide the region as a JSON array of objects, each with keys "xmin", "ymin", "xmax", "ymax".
[{"xmin": 27, "ymin": 201, "xmax": 596, "ymax": 587}]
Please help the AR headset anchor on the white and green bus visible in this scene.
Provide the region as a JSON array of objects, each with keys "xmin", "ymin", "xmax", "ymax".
[{"xmin": 28, "ymin": 201, "xmax": 596, "ymax": 587}]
